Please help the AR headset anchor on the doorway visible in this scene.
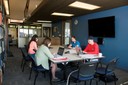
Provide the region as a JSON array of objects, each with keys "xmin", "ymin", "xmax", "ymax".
[
  {"xmin": 43, "ymin": 27, "xmax": 51, "ymax": 37},
  {"xmin": 62, "ymin": 20, "xmax": 71, "ymax": 45}
]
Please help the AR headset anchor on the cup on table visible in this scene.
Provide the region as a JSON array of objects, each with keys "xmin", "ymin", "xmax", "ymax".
[
  {"xmin": 98, "ymin": 53, "xmax": 102, "ymax": 57},
  {"xmin": 75, "ymin": 47, "xmax": 80, "ymax": 55}
]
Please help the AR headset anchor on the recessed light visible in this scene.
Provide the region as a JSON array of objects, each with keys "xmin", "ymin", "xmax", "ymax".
[
  {"xmin": 3, "ymin": 0, "xmax": 10, "ymax": 15},
  {"xmin": 37, "ymin": 20, "xmax": 52, "ymax": 23},
  {"xmin": 51, "ymin": 12, "xmax": 74, "ymax": 17},
  {"xmin": 69, "ymin": 1, "xmax": 100, "ymax": 10},
  {"xmin": 10, "ymin": 19, "xmax": 23, "ymax": 23}
]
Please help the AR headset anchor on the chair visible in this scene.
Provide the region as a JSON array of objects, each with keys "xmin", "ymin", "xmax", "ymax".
[
  {"xmin": 28, "ymin": 54, "xmax": 52, "ymax": 85},
  {"xmin": 67, "ymin": 62, "xmax": 98, "ymax": 85},
  {"xmin": 20, "ymin": 48, "xmax": 31, "ymax": 72},
  {"xmin": 95, "ymin": 57, "xmax": 119, "ymax": 85},
  {"xmin": 24, "ymin": 45, "xmax": 28, "ymax": 51}
]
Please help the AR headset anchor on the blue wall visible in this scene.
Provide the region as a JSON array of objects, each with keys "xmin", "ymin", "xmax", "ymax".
[{"xmin": 72, "ymin": 6, "xmax": 128, "ymax": 70}]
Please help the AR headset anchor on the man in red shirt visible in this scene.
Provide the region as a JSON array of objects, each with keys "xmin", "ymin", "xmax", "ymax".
[{"xmin": 83, "ymin": 36, "xmax": 99, "ymax": 54}]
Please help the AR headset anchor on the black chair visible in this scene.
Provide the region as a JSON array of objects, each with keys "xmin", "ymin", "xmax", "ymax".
[
  {"xmin": 20, "ymin": 48, "xmax": 31, "ymax": 72},
  {"xmin": 24, "ymin": 45, "xmax": 28, "ymax": 51},
  {"xmin": 28, "ymin": 54, "xmax": 52, "ymax": 85},
  {"xmin": 95, "ymin": 57, "xmax": 119, "ymax": 85},
  {"xmin": 68, "ymin": 62, "xmax": 98, "ymax": 85}
]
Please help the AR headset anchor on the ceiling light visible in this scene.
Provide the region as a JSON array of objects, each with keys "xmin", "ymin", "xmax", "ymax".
[
  {"xmin": 51, "ymin": 12, "xmax": 74, "ymax": 17},
  {"xmin": 10, "ymin": 19, "xmax": 23, "ymax": 23},
  {"xmin": 35, "ymin": 5, "xmax": 38, "ymax": 8},
  {"xmin": 37, "ymin": 20, "xmax": 52, "ymax": 23},
  {"xmin": 3, "ymin": 0, "xmax": 10, "ymax": 15},
  {"xmin": 69, "ymin": 1, "xmax": 100, "ymax": 10}
]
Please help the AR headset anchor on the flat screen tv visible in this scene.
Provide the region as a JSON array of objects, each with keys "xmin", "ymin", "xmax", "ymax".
[{"xmin": 88, "ymin": 16, "xmax": 115, "ymax": 38}]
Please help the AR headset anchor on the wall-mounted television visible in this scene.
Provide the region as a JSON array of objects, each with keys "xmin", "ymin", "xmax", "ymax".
[{"xmin": 88, "ymin": 16, "xmax": 115, "ymax": 38}]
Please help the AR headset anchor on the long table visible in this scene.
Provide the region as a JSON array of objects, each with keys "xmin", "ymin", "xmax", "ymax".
[
  {"xmin": 49, "ymin": 46, "xmax": 104, "ymax": 81},
  {"xmin": 50, "ymin": 46, "xmax": 104, "ymax": 64}
]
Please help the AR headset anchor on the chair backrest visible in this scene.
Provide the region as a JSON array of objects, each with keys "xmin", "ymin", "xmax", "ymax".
[
  {"xmin": 24, "ymin": 45, "xmax": 28, "ymax": 51},
  {"xmin": 106, "ymin": 57, "xmax": 119, "ymax": 72},
  {"xmin": 78, "ymin": 62, "xmax": 97, "ymax": 77},
  {"xmin": 28, "ymin": 54, "xmax": 37, "ymax": 66},
  {"xmin": 20, "ymin": 48, "xmax": 28, "ymax": 58}
]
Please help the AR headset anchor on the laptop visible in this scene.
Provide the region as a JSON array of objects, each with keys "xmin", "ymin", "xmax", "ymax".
[{"xmin": 54, "ymin": 47, "xmax": 65, "ymax": 57}]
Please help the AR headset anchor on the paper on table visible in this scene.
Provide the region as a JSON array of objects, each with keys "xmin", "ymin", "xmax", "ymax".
[
  {"xmin": 79, "ymin": 54, "xmax": 97, "ymax": 59},
  {"xmin": 52, "ymin": 57, "xmax": 67, "ymax": 60}
]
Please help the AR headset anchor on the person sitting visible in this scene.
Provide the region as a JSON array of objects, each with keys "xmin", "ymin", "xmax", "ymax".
[
  {"xmin": 67, "ymin": 36, "xmax": 81, "ymax": 67},
  {"xmin": 82, "ymin": 36, "xmax": 100, "ymax": 62},
  {"xmin": 35, "ymin": 37, "xmax": 59, "ymax": 81},
  {"xmin": 28, "ymin": 35, "xmax": 38, "ymax": 55},
  {"xmin": 68, "ymin": 36, "xmax": 81, "ymax": 49},
  {"xmin": 83, "ymin": 36, "xmax": 99, "ymax": 54}
]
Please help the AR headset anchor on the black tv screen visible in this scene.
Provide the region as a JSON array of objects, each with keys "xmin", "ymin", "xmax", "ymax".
[{"xmin": 88, "ymin": 16, "xmax": 115, "ymax": 38}]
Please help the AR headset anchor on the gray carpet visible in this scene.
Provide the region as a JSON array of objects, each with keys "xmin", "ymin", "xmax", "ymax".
[{"xmin": 3, "ymin": 46, "xmax": 128, "ymax": 85}]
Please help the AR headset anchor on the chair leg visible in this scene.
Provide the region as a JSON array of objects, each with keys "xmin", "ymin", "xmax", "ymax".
[
  {"xmin": 49, "ymin": 70, "xmax": 52, "ymax": 85},
  {"xmin": 34, "ymin": 72, "xmax": 39, "ymax": 85},
  {"xmin": 96, "ymin": 79, "xmax": 98, "ymax": 85},
  {"xmin": 113, "ymin": 73, "xmax": 117, "ymax": 85},
  {"xmin": 96, "ymin": 80, "xmax": 98, "ymax": 85},
  {"xmin": 42, "ymin": 71, "xmax": 46, "ymax": 78},
  {"xmin": 21, "ymin": 58, "xmax": 24, "ymax": 68},
  {"xmin": 114, "ymin": 76, "xmax": 117, "ymax": 85},
  {"xmin": 105, "ymin": 81, "xmax": 107, "ymax": 85},
  {"xmin": 29, "ymin": 67, "xmax": 32, "ymax": 80},
  {"xmin": 90, "ymin": 80, "xmax": 92, "ymax": 85},
  {"xmin": 22, "ymin": 61, "xmax": 26, "ymax": 72},
  {"xmin": 84, "ymin": 81, "xmax": 86, "ymax": 85},
  {"xmin": 114, "ymin": 81, "xmax": 116, "ymax": 85},
  {"xmin": 76, "ymin": 80, "xmax": 79, "ymax": 85}
]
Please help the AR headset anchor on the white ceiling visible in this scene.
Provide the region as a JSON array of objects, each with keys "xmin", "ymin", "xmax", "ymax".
[{"xmin": 9, "ymin": 0, "xmax": 42, "ymax": 20}]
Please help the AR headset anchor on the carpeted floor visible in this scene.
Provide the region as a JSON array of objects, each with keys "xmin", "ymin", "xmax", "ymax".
[{"xmin": 3, "ymin": 46, "xmax": 128, "ymax": 85}]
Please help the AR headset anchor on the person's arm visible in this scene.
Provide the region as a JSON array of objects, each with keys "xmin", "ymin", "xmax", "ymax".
[
  {"xmin": 86, "ymin": 44, "xmax": 99, "ymax": 54},
  {"xmin": 68, "ymin": 44, "xmax": 72, "ymax": 49},
  {"xmin": 83, "ymin": 44, "xmax": 89, "ymax": 53}
]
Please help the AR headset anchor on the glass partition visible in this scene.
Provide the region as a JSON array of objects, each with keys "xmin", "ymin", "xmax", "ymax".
[
  {"xmin": 18, "ymin": 25, "xmax": 42, "ymax": 38},
  {"xmin": 19, "ymin": 28, "xmax": 28, "ymax": 37}
]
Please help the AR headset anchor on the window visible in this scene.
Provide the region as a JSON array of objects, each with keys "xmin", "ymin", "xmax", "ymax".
[
  {"xmin": 19, "ymin": 25, "xmax": 42, "ymax": 37},
  {"xmin": 19, "ymin": 28, "xmax": 28, "ymax": 37},
  {"xmin": 29, "ymin": 29, "xmax": 37, "ymax": 37},
  {"xmin": 64, "ymin": 22, "xmax": 70, "ymax": 45}
]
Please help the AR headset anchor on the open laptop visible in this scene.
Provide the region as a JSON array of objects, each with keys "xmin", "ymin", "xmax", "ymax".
[{"xmin": 54, "ymin": 47, "xmax": 65, "ymax": 57}]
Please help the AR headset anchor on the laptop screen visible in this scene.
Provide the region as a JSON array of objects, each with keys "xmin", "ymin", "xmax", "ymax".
[{"xmin": 57, "ymin": 47, "xmax": 64, "ymax": 56}]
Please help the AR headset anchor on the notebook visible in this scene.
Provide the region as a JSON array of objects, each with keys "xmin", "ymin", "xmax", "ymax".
[{"xmin": 54, "ymin": 47, "xmax": 65, "ymax": 57}]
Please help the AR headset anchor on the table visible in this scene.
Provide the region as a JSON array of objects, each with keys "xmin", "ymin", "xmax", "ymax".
[
  {"xmin": 49, "ymin": 46, "xmax": 104, "ymax": 81},
  {"xmin": 50, "ymin": 46, "xmax": 104, "ymax": 63}
]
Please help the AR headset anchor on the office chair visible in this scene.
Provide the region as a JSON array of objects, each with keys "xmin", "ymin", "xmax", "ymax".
[
  {"xmin": 95, "ymin": 57, "xmax": 119, "ymax": 85},
  {"xmin": 67, "ymin": 62, "xmax": 98, "ymax": 85},
  {"xmin": 20, "ymin": 48, "xmax": 31, "ymax": 72},
  {"xmin": 28, "ymin": 54, "xmax": 52, "ymax": 85}
]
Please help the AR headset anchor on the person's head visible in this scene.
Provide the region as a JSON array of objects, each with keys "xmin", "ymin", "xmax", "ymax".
[
  {"xmin": 31, "ymin": 35, "xmax": 38, "ymax": 42},
  {"xmin": 88, "ymin": 36, "xmax": 94, "ymax": 45},
  {"xmin": 71, "ymin": 36, "xmax": 76, "ymax": 42},
  {"xmin": 42, "ymin": 37, "xmax": 51, "ymax": 47}
]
